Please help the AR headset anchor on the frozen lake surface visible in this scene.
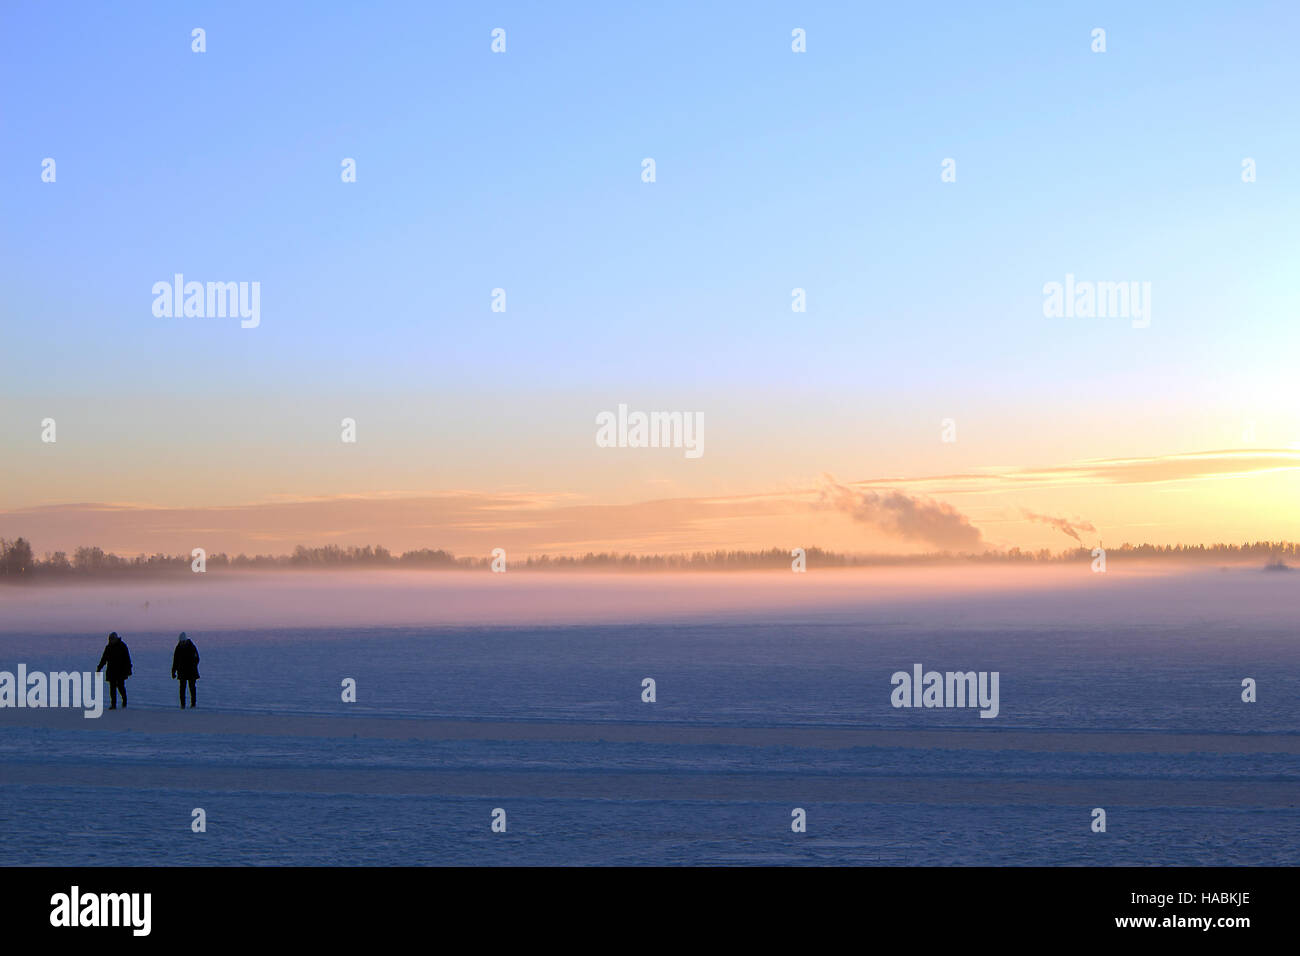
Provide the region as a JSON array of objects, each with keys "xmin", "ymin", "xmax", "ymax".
[{"xmin": 1, "ymin": 567, "xmax": 1297, "ymax": 865}]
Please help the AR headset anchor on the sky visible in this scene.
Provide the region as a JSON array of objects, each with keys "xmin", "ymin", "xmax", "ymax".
[{"xmin": 2, "ymin": 1, "xmax": 1299, "ymax": 557}]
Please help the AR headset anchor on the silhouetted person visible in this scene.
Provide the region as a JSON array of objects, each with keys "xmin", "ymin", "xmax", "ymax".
[
  {"xmin": 96, "ymin": 632, "xmax": 132, "ymax": 709},
  {"xmin": 171, "ymin": 632, "xmax": 200, "ymax": 708}
]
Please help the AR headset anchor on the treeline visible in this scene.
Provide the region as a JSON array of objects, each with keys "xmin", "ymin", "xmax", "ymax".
[
  {"xmin": 3, "ymin": 537, "xmax": 1298, "ymax": 579},
  {"xmin": 0, "ymin": 540, "xmax": 475, "ymax": 576}
]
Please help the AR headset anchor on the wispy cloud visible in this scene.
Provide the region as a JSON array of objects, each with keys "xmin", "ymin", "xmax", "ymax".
[
  {"xmin": 4, "ymin": 449, "xmax": 1294, "ymax": 558},
  {"xmin": 847, "ymin": 449, "xmax": 1300, "ymax": 494}
]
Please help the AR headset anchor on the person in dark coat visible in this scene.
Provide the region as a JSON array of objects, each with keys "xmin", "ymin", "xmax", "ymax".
[
  {"xmin": 171, "ymin": 632, "xmax": 200, "ymax": 708},
  {"xmin": 96, "ymin": 632, "xmax": 132, "ymax": 709}
]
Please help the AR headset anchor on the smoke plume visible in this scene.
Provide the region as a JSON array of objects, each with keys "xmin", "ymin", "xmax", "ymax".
[
  {"xmin": 1020, "ymin": 509, "xmax": 1098, "ymax": 543},
  {"xmin": 819, "ymin": 478, "xmax": 984, "ymax": 551}
]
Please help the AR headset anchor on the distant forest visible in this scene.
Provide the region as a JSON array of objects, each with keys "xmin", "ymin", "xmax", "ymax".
[{"xmin": 1, "ymin": 537, "xmax": 1297, "ymax": 579}]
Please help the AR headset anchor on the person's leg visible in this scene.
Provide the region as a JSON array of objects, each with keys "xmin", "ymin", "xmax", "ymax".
[
  {"xmin": 179, "ymin": 680, "xmax": 186, "ymax": 708},
  {"xmin": 188, "ymin": 679, "xmax": 196, "ymax": 707},
  {"xmin": 109, "ymin": 680, "xmax": 118, "ymax": 709},
  {"xmin": 120, "ymin": 680, "xmax": 127, "ymax": 707}
]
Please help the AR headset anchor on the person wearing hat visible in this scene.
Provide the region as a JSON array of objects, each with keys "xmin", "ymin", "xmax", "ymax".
[
  {"xmin": 171, "ymin": 632, "xmax": 201, "ymax": 709},
  {"xmin": 95, "ymin": 632, "xmax": 133, "ymax": 710}
]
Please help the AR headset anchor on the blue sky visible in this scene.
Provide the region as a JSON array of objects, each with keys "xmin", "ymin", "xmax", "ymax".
[
  {"xmin": 2, "ymin": 1, "xmax": 1298, "ymax": 549},
  {"xmin": 4, "ymin": 0, "xmax": 1297, "ymax": 391}
]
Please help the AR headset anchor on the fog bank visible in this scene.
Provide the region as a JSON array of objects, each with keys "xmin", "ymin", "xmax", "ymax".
[{"xmin": 2, "ymin": 564, "xmax": 1297, "ymax": 633}]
